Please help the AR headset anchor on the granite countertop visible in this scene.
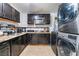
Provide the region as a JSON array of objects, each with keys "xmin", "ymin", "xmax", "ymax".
[
  {"xmin": 0, "ymin": 32, "xmax": 50, "ymax": 43},
  {"xmin": 0, "ymin": 32, "xmax": 27, "ymax": 43}
]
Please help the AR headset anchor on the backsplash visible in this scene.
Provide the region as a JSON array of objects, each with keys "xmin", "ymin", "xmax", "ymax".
[
  {"xmin": 0, "ymin": 19, "xmax": 19, "ymax": 35},
  {"xmin": 26, "ymin": 27, "xmax": 49, "ymax": 32}
]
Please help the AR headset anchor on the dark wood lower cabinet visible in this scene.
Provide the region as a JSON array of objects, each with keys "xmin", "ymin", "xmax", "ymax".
[
  {"xmin": 31, "ymin": 34, "xmax": 38, "ymax": 44},
  {"xmin": 10, "ymin": 34, "xmax": 31, "ymax": 56},
  {"xmin": 10, "ymin": 37, "xmax": 21, "ymax": 56},
  {"xmin": 0, "ymin": 33, "xmax": 50, "ymax": 56},
  {"xmin": 0, "ymin": 41, "xmax": 10, "ymax": 56},
  {"xmin": 26, "ymin": 34, "xmax": 32, "ymax": 44},
  {"xmin": 0, "ymin": 34, "xmax": 31, "ymax": 56},
  {"xmin": 30, "ymin": 34, "xmax": 50, "ymax": 45}
]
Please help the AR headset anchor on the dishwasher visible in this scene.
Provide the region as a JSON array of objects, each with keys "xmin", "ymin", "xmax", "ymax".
[{"xmin": 0, "ymin": 41, "xmax": 10, "ymax": 56}]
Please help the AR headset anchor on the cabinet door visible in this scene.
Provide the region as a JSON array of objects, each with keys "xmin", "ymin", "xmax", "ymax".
[
  {"xmin": 26, "ymin": 34, "xmax": 32, "ymax": 44},
  {"xmin": 22, "ymin": 35, "xmax": 26, "ymax": 45},
  {"xmin": 0, "ymin": 41, "xmax": 10, "ymax": 56},
  {"xmin": 28, "ymin": 14, "xmax": 34, "ymax": 24},
  {"xmin": 12, "ymin": 7, "xmax": 16, "ymax": 21},
  {"xmin": 3, "ymin": 3, "xmax": 12, "ymax": 20},
  {"xmin": 44, "ymin": 14, "xmax": 50, "ymax": 24},
  {"xmin": 18, "ymin": 36, "xmax": 25, "ymax": 53},
  {"xmin": 15, "ymin": 10, "xmax": 20, "ymax": 22},
  {"xmin": 38, "ymin": 34, "xmax": 50, "ymax": 44},
  {"xmin": 38, "ymin": 37, "xmax": 50, "ymax": 44},
  {"xmin": 30, "ymin": 34, "xmax": 38, "ymax": 44},
  {"xmin": 30, "ymin": 34, "xmax": 50, "ymax": 45},
  {"xmin": 12, "ymin": 8, "xmax": 20, "ymax": 22},
  {"xmin": 11, "ymin": 37, "xmax": 21, "ymax": 56},
  {"xmin": 0, "ymin": 3, "xmax": 3, "ymax": 17},
  {"xmin": 22, "ymin": 34, "xmax": 30, "ymax": 46}
]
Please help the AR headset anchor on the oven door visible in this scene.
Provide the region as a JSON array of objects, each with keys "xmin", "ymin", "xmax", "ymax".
[{"xmin": 57, "ymin": 37, "xmax": 76, "ymax": 56}]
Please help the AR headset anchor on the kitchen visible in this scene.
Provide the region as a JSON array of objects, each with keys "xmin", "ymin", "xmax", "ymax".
[{"xmin": 0, "ymin": 3, "xmax": 78, "ymax": 56}]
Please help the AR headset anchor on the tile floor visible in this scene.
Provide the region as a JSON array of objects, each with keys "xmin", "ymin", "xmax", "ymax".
[{"xmin": 20, "ymin": 45, "xmax": 56, "ymax": 56}]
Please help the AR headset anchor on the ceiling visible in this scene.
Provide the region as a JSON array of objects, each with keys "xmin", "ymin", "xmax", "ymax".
[{"xmin": 9, "ymin": 3, "xmax": 61, "ymax": 14}]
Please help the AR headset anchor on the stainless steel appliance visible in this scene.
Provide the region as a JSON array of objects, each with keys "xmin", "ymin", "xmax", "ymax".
[
  {"xmin": 51, "ymin": 17, "xmax": 58, "ymax": 55},
  {"xmin": 57, "ymin": 3, "xmax": 79, "ymax": 56},
  {"xmin": 58, "ymin": 3, "xmax": 79, "ymax": 34},
  {"xmin": 57, "ymin": 32, "xmax": 79, "ymax": 56}
]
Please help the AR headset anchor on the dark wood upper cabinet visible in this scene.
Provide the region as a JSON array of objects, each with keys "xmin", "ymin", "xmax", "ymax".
[
  {"xmin": 0, "ymin": 3, "xmax": 3, "ymax": 17},
  {"xmin": 15, "ymin": 10, "xmax": 20, "ymax": 23},
  {"xmin": 12, "ymin": 7, "xmax": 16, "ymax": 21},
  {"xmin": 44, "ymin": 14, "xmax": 50, "ymax": 24},
  {"xmin": 12, "ymin": 8, "xmax": 20, "ymax": 23},
  {"xmin": 28, "ymin": 14, "xmax": 34, "ymax": 24},
  {"xmin": 0, "ymin": 3, "xmax": 20, "ymax": 23},
  {"xmin": 3, "ymin": 3, "xmax": 12, "ymax": 20},
  {"xmin": 28, "ymin": 14, "xmax": 50, "ymax": 25}
]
